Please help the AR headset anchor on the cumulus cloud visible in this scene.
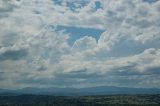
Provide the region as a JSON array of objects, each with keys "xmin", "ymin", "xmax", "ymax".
[
  {"xmin": 72, "ymin": 36, "xmax": 97, "ymax": 51},
  {"xmin": 0, "ymin": 46, "xmax": 28, "ymax": 61},
  {"xmin": 0, "ymin": 0, "xmax": 20, "ymax": 17},
  {"xmin": 0, "ymin": 0, "xmax": 160, "ymax": 89}
]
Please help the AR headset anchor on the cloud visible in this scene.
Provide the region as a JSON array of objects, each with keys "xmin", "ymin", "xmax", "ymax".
[
  {"xmin": 0, "ymin": 0, "xmax": 160, "ymax": 89},
  {"xmin": 0, "ymin": 46, "xmax": 28, "ymax": 61},
  {"xmin": 72, "ymin": 36, "xmax": 97, "ymax": 51},
  {"xmin": 0, "ymin": 0, "xmax": 20, "ymax": 17},
  {"xmin": 57, "ymin": 48, "xmax": 160, "ymax": 88}
]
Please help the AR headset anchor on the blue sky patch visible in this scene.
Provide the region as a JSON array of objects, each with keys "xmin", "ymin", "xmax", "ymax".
[
  {"xmin": 55, "ymin": 25, "xmax": 105, "ymax": 45},
  {"xmin": 143, "ymin": 0, "xmax": 159, "ymax": 3},
  {"xmin": 52, "ymin": 0, "xmax": 89, "ymax": 12}
]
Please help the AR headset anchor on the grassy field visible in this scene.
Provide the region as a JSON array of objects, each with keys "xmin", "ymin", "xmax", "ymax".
[{"xmin": 0, "ymin": 94, "xmax": 160, "ymax": 106}]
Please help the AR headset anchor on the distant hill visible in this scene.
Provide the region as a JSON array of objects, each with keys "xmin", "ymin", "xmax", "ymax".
[{"xmin": 0, "ymin": 86, "xmax": 160, "ymax": 96}]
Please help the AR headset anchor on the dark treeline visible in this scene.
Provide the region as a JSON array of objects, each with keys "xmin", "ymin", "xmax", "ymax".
[{"xmin": 0, "ymin": 94, "xmax": 160, "ymax": 106}]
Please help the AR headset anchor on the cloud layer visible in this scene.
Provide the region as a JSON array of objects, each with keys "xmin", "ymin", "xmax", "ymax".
[{"xmin": 0, "ymin": 0, "xmax": 160, "ymax": 89}]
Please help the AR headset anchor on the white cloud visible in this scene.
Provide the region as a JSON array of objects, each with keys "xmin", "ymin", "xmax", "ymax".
[
  {"xmin": 72, "ymin": 36, "xmax": 97, "ymax": 51},
  {"xmin": 58, "ymin": 48, "xmax": 160, "ymax": 88},
  {"xmin": 0, "ymin": 0, "xmax": 160, "ymax": 89}
]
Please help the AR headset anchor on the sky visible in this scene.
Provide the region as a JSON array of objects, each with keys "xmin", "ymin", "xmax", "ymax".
[{"xmin": 0, "ymin": 0, "xmax": 160, "ymax": 89}]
